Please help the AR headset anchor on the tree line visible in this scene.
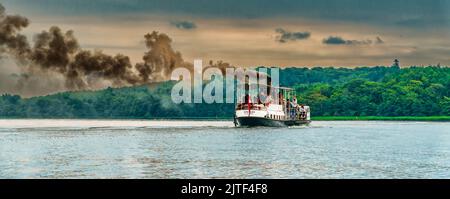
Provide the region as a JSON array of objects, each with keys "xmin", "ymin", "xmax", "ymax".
[{"xmin": 0, "ymin": 66, "xmax": 449, "ymax": 118}]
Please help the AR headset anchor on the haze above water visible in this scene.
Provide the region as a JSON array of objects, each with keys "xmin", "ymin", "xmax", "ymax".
[{"xmin": 0, "ymin": 120, "xmax": 449, "ymax": 179}]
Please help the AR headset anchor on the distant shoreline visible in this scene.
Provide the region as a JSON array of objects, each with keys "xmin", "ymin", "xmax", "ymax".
[
  {"xmin": 312, "ymin": 116, "xmax": 450, "ymax": 121},
  {"xmin": 0, "ymin": 116, "xmax": 449, "ymax": 121}
]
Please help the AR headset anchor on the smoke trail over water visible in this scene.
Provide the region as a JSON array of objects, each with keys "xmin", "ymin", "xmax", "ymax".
[{"xmin": 0, "ymin": 3, "xmax": 201, "ymax": 97}]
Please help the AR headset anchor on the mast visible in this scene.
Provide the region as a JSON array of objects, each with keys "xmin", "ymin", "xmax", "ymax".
[{"xmin": 392, "ymin": 59, "xmax": 400, "ymax": 68}]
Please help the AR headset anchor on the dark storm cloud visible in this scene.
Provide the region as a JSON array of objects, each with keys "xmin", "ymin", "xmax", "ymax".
[
  {"xmin": 171, "ymin": 21, "xmax": 197, "ymax": 30},
  {"xmin": 274, "ymin": 28, "xmax": 310, "ymax": 43},
  {"xmin": 323, "ymin": 36, "xmax": 384, "ymax": 45},
  {"xmin": 323, "ymin": 36, "xmax": 346, "ymax": 45},
  {"xmin": 3, "ymin": 0, "xmax": 449, "ymax": 28}
]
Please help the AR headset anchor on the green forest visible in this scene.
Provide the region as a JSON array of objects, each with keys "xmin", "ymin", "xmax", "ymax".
[{"xmin": 1, "ymin": 66, "xmax": 449, "ymax": 119}]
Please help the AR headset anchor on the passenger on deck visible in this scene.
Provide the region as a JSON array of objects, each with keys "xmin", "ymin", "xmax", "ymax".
[
  {"xmin": 265, "ymin": 94, "xmax": 273, "ymax": 106},
  {"xmin": 259, "ymin": 91, "xmax": 267, "ymax": 105},
  {"xmin": 255, "ymin": 95, "xmax": 265, "ymax": 110},
  {"xmin": 278, "ymin": 93, "xmax": 284, "ymax": 105},
  {"xmin": 257, "ymin": 96, "xmax": 262, "ymax": 104},
  {"xmin": 292, "ymin": 96, "xmax": 298, "ymax": 107},
  {"xmin": 287, "ymin": 99, "xmax": 296, "ymax": 119},
  {"xmin": 299, "ymin": 105, "xmax": 306, "ymax": 119}
]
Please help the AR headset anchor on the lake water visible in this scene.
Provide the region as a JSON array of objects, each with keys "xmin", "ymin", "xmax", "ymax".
[{"xmin": 0, "ymin": 119, "xmax": 449, "ymax": 179}]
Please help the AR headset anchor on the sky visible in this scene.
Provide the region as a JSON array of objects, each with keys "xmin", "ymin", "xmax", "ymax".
[{"xmin": 2, "ymin": 0, "xmax": 450, "ymax": 68}]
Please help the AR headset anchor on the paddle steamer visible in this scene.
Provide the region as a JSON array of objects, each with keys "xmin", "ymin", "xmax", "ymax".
[{"xmin": 234, "ymin": 71, "xmax": 311, "ymax": 127}]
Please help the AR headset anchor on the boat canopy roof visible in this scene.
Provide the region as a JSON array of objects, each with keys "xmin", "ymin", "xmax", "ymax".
[{"xmin": 277, "ymin": 86, "xmax": 294, "ymax": 91}]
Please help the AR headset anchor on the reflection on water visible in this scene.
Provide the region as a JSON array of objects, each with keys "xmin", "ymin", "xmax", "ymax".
[{"xmin": 0, "ymin": 120, "xmax": 449, "ymax": 179}]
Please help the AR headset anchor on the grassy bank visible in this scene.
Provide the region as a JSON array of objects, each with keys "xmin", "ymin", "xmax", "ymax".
[{"xmin": 312, "ymin": 116, "xmax": 450, "ymax": 121}]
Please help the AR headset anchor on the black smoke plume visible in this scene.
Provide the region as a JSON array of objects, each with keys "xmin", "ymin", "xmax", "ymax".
[
  {"xmin": 0, "ymin": 4, "xmax": 196, "ymax": 96},
  {"xmin": 0, "ymin": 4, "xmax": 30, "ymax": 60}
]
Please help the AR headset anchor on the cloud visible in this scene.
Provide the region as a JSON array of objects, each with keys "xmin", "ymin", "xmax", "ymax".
[
  {"xmin": 375, "ymin": 36, "xmax": 384, "ymax": 44},
  {"xmin": 395, "ymin": 17, "xmax": 450, "ymax": 28},
  {"xmin": 8, "ymin": 0, "xmax": 448, "ymax": 29},
  {"xmin": 274, "ymin": 28, "xmax": 310, "ymax": 43},
  {"xmin": 322, "ymin": 36, "xmax": 346, "ymax": 45},
  {"xmin": 170, "ymin": 21, "xmax": 197, "ymax": 30},
  {"xmin": 322, "ymin": 36, "xmax": 384, "ymax": 45}
]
